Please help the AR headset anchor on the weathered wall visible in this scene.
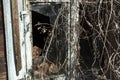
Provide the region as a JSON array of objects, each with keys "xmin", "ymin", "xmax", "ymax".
[{"xmin": 0, "ymin": 0, "xmax": 7, "ymax": 80}]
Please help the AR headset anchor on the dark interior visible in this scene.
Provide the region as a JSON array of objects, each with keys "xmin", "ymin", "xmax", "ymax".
[{"xmin": 32, "ymin": 11, "xmax": 51, "ymax": 49}]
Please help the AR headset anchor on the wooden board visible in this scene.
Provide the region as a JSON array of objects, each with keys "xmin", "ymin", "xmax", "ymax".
[{"xmin": 12, "ymin": 0, "xmax": 21, "ymax": 75}]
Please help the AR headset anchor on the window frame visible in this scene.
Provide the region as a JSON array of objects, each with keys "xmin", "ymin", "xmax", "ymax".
[{"xmin": 3, "ymin": 0, "xmax": 80, "ymax": 80}]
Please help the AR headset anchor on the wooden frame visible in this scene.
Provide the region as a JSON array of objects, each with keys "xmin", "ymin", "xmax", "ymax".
[
  {"xmin": 29, "ymin": 0, "xmax": 70, "ymax": 2},
  {"xmin": 3, "ymin": 0, "xmax": 17, "ymax": 80},
  {"xmin": 3, "ymin": 0, "xmax": 80, "ymax": 80}
]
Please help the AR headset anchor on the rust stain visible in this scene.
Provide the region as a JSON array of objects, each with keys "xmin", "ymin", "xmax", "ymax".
[{"xmin": 12, "ymin": 0, "xmax": 21, "ymax": 75}]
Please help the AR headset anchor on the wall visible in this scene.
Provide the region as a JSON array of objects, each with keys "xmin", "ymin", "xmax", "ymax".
[{"xmin": 0, "ymin": 0, "xmax": 7, "ymax": 80}]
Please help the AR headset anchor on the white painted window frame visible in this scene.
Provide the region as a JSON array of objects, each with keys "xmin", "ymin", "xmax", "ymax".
[
  {"xmin": 3, "ymin": 0, "xmax": 80, "ymax": 80},
  {"xmin": 3, "ymin": 0, "xmax": 17, "ymax": 80},
  {"xmin": 3, "ymin": 0, "xmax": 33, "ymax": 80}
]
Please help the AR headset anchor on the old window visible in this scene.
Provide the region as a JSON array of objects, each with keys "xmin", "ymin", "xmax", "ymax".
[
  {"xmin": 29, "ymin": 1, "xmax": 71, "ymax": 79},
  {"xmin": 3, "ymin": 0, "xmax": 120, "ymax": 80}
]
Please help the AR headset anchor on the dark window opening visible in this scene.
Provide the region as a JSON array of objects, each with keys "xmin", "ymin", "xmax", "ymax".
[
  {"xmin": 31, "ymin": 3, "xmax": 68, "ymax": 79},
  {"xmin": 80, "ymin": 17, "xmax": 94, "ymax": 69},
  {"xmin": 32, "ymin": 11, "xmax": 51, "ymax": 49},
  {"xmin": 32, "ymin": 10, "xmax": 52, "ymax": 74}
]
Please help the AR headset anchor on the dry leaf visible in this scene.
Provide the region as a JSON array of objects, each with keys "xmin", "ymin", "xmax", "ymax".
[
  {"xmin": 37, "ymin": 62, "xmax": 50, "ymax": 78},
  {"xmin": 32, "ymin": 46, "xmax": 42, "ymax": 59},
  {"xmin": 49, "ymin": 63, "xmax": 58, "ymax": 73}
]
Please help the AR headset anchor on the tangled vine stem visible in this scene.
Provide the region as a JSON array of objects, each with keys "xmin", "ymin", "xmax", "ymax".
[
  {"xmin": 80, "ymin": 0, "xmax": 120, "ymax": 79},
  {"xmin": 32, "ymin": 0, "xmax": 120, "ymax": 80}
]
